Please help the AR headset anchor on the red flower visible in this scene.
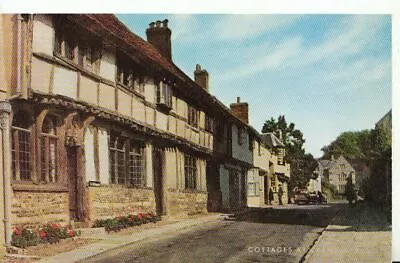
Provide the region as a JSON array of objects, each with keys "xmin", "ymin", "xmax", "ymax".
[
  {"xmin": 51, "ymin": 223, "xmax": 60, "ymax": 229},
  {"xmin": 39, "ymin": 230, "xmax": 47, "ymax": 239},
  {"xmin": 137, "ymin": 213, "xmax": 143, "ymax": 220},
  {"xmin": 128, "ymin": 217, "xmax": 134, "ymax": 222},
  {"xmin": 12, "ymin": 227, "xmax": 22, "ymax": 236},
  {"xmin": 68, "ymin": 230, "xmax": 75, "ymax": 237}
]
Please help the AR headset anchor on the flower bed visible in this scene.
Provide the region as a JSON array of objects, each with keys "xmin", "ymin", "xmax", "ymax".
[
  {"xmin": 92, "ymin": 212, "xmax": 161, "ymax": 232},
  {"xmin": 11, "ymin": 224, "xmax": 80, "ymax": 248}
]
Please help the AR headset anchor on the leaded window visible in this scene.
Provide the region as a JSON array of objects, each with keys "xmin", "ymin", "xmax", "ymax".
[
  {"xmin": 184, "ymin": 155, "xmax": 197, "ymax": 190},
  {"xmin": 128, "ymin": 142, "xmax": 145, "ymax": 187},
  {"xmin": 11, "ymin": 113, "xmax": 31, "ymax": 181},
  {"xmin": 41, "ymin": 115, "xmax": 58, "ymax": 183}
]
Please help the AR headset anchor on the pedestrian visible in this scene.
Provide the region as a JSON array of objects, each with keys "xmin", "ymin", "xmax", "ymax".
[
  {"xmin": 345, "ymin": 177, "xmax": 356, "ymax": 207},
  {"xmin": 317, "ymin": 191, "xmax": 323, "ymax": 204},
  {"xmin": 278, "ymin": 185, "xmax": 283, "ymax": 205},
  {"xmin": 269, "ymin": 187, "xmax": 274, "ymax": 205}
]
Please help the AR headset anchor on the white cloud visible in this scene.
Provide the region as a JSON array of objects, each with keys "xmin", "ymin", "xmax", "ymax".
[{"xmin": 217, "ymin": 15, "xmax": 389, "ymax": 81}]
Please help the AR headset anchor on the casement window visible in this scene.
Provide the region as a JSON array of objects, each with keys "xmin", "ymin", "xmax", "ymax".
[
  {"xmin": 116, "ymin": 57, "xmax": 145, "ymax": 94},
  {"xmin": 247, "ymin": 174, "xmax": 259, "ymax": 197},
  {"xmin": 188, "ymin": 106, "xmax": 199, "ymax": 127},
  {"xmin": 184, "ymin": 155, "xmax": 197, "ymax": 190},
  {"xmin": 156, "ymin": 81, "xmax": 173, "ymax": 109},
  {"xmin": 11, "ymin": 113, "xmax": 31, "ymax": 181},
  {"xmin": 128, "ymin": 142, "xmax": 145, "ymax": 187},
  {"xmin": 54, "ymin": 28, "xmax": 100, "ymax": 73},
  {"xmin": 248, "ymin": 134, "xmax": 254, "ymax": 150},
  {"xmin": 277, "ymin": 148, "xmax": 285, "ymax": 165},
  {"xmin": 205, "ymin": 115, "xmax": 214, "ymax": 133},
  {"xmin": 258, "ymin": 141, "xmax": 262, "ymax": 156},
  {"xmin": 109, "ymin": 134, "xmax": 146, "ymax": 187},
  {"xmin": 41, "ymin": 115, "xmax": 58, "ymax": 183}
]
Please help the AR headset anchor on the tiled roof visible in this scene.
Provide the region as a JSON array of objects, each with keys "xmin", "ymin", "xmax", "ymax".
[
  {"xmin": 261, "ymin": 133, "xmax": 285, "ymax": 148},
  {"xmin": 65, "ymin": 14, "xmax": 261, "ymax": 137}
]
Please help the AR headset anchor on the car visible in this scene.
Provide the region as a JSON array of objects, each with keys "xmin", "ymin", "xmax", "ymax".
[{"xmin": 294, "ymin": 190, "xmax": 309, "ymax": 205}]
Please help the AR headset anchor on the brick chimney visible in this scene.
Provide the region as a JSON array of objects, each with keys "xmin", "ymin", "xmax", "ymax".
[
  {"xmin": 194, "ymin": 64, "xmax": 209, "ymax": 92},
  {"xmin": 146, "ymin": 19, "xmax": 172, "ymax": 60},
  {"xmin": 230, "ymin": 97, "xmax": 249, "ymax": 124}
]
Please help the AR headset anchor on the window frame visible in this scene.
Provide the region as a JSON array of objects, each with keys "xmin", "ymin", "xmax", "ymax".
[
  {"xmin": 156, "ymin": 80, "xmax": 173, "ymax": 110},
  {"xmin": 188, "ymin": 106, "xmax": 199, "ymax": 128},
  {"xmin": 184, "ymin": 155, "xmax": 197, "ymax": 190},
  {"xmin": 40, "ymin": 115, "xmax": 59, "ymax": 183}
]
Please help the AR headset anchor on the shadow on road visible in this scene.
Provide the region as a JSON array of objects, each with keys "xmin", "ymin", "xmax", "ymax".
[
  {"xmin": 231, "ymin": 203, "xmax": 344, "ymax": 227},
  {"xmin": 323, "ymin": 202, "xmax": 391, "ymax": 232}
]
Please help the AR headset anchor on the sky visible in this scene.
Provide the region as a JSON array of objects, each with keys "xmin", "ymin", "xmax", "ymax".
[{"xmin": 116, "ymin": 14, "xmax": 391, "ymax": 158}]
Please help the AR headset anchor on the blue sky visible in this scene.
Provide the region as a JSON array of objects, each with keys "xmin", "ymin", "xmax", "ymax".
[{"xmin": 117, "ymin": 14, "xmax": 391, "ymax": 158}]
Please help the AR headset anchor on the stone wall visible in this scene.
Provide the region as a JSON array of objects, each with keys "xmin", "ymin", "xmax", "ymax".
[
  {"xmin": 166, "ymin": 189, "xmax": 207, "ymax": 216},
  {"xmin": 11, "ymin": 190, "xmax": 69, "ymax": 227},
  {"xmin": 89, "ymin": 186, "xmax": 156, "ymax": 220}
]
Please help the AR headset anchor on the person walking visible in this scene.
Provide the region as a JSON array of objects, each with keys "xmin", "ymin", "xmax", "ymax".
[{"xmin": 269, "ymin": 187, "xmax": 274, "ymax": 205}]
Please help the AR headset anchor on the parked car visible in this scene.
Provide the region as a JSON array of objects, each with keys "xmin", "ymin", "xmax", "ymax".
[
  {"xmin": 295, "ymin": 190, "xmax": 327, "ymax": 205},
  {"xmin": 294, "ymin": 190, "xmax": 309, "ymax": 205}
]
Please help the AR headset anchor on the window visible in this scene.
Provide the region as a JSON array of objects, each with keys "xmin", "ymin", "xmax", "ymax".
[
  {"xmin": 258, "ymin": 141, "xmax": 262, "ymax": 156},
  {"xmin": 237, "ymin": 127, "xmax": 243, "ymax": 145},
  {"xmin": 156, "ymin": 81, "xmax": 173, "ymax": 109},
  {"xmin": 128, "ymin": 142, "xmax": 145, "ymax": 187},
  {"xmin": 277, "ymin": 148, "xmax": 285, "ymax": 165},
  {"xmin": 205, "ymin": 115, "xmax": 214, "ymax": 133},
  {"xmin": 41, "ymin": 115, "xmax": 58, "ymax": 183},
  {"xmin": 247, "ymin": 173, "xmax": 259, "ymax": 197},
  {"xmin": 11, "ymin": 113, "xmax": 31, "ymax": 181},
  {"xmin": 109, "ymin": 134, "xmax": 146, "ymax": 186},
  {"xmin": 54, "ymin": 27, "xmax": 100, "ymax": 73},
  {"xmin": 184, "ymin": 155, "xmax": 197, "ymax": 189},
  {"xmin": 116, "ymin": 57, "xmax": 145, "ymax": 94},
  {"xmin": 109, "ymin": 135, "xmax": 126, "ymax": 185},
  {"xmin": 188, "ymin": 106, "xmax": 199, "ymax": 127}
]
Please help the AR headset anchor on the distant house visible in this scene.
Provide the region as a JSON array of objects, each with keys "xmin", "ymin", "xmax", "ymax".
[
  {"xmin": 307, "ymin": 175, "xmax": 322, "ymax": 193},
  {"xmin": 314, "ymin": 155, "xmax": 356, "ymax": 195},
  {"xmin": 247, "ymin": 132, "xmax": 290, "ymax": 207}
]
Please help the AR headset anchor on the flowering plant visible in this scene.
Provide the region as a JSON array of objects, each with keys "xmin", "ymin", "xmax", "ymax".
[
  {"xmin": 92, "ymin": 212, "xmax": 161, "ymax": 232},
  {"xmin": 11, "ymin": 223, "xmax": 80, "ymax": 248}
]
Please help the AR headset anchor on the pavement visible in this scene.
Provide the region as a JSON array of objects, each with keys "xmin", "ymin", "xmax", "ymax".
[
  {"xmin": 35, "ymin": 213, "xmax": 225, "ymax": 263},
  {"xmin": 303, "ymin": 202, "xmax": 392, "ymax": 263}
]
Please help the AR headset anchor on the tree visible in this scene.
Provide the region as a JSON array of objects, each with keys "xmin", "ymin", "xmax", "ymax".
[{"xmin": 262, "ymin": 115, "xmax": 317, "ymax": 190}]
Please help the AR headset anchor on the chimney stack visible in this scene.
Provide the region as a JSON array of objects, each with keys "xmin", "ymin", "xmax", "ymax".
[
  {"xmin": 194, "ymin": 64, "xmax": 209, "ymax": 92},
  {"xmin": 230, "ymin": 97, "xmax": 249, "ymax": 124},
  {"xmin": 146, "ymin": 19, "xmax": 172, "ymax": 60}
]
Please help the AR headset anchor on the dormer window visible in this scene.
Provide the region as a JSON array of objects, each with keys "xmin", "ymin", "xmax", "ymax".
[
  {"xmin": 54, "ymin": 26, "xmax": 100, "ymax": 73},
  {"xmin": 116, "ymin": 55, "xmax": 145, "ymax": 94},
  {"xmin": 188, "ymin": 106, "xmax": 199, "ymax": 127},
  {"xmin": 156, "ymin": 80, "xmax": 173, "ymax": 110}
]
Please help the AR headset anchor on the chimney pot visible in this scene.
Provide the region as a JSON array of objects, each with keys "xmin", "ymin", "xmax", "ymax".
[
  {"xmin": 146, "ymin": 19, "xmax": 172, "ymax": 61},
  {"xmin": 237, "ymin": 97, "xmax": 240, "ymax": 103},
  {"xmin": 162, "ymin": 19, "xmax": 169, "ymax": 28},
  {"xmin": 196, "ymin": 64, "xmax": 201, "ymax": 71}
]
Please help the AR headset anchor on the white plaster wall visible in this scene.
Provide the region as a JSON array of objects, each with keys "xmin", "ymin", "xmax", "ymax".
[
  {"xmin": 144, "ymin": 77, "xmax": 155, "ymax": 104},
  {"xmin": 30, "ymin": 57, "xmax": 52, "ymax": 93},
  {"xmin": 165, "ymin": 149, "xmax": 177, "ymax": 189},
  {"xmin": 231, "ymin": 124, "xmax": 252, "ymax": 164},
  {"xmin": 146, "ymin": 106, "xmax": 155, "ymax": 126},
  {"xmin": 84, "ymin": 128, "xmax": 96, "ymax": 182},
  {"xmin": 98, "ymin": 128, "xmax": 110, "ymax": 184},
  {"xmin": 99, "ymin": 50, "xmax": 116, "ymax": 82},
  {"xmin": 132, "ymin": 96, "xmax": 146, "ymax": 123},
  {"xmin": 53, "ymin": 66, "xmax": 77, "ymax": 99},
  {"xmin": 145, "ymin": 143, "xmax": 153, "ymax": 188},
  {"xmin": 117, "ymin": 89, "xmax": 132, "ymax": 117},
  {"xmin": 155, "ymin": 111, "xmax": 168, "ymax": 131},
  {"xmin": 219, "ymin": 165, "xmax": 230, "ymax": 210},
  {"xmin": 196, "ymin": 159, "xmax": 207, "ymax": 191},
  {"xmin": 176, "ymin": 98, "xmax": 187, "ymax": 118},
  {"xmin": 32, "ymin": 14, "xmax": 54, "ymax": 56}
]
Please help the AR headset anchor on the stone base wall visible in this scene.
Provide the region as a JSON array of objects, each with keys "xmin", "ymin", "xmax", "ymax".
[
  {"xmin": 166, "ymin": 189, "xmax": 207, "ymax": 216},
  {"xmin": 11, "ymin": 190, "xmax": 69, "ymax": 227},
  {"xmin": 89, "ymin": 186, "xmax": 156, "ymax": 220}
]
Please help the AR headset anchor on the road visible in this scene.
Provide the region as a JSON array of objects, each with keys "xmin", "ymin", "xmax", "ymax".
[{"xmin": 84, "ymin": 203, "xmax": 342, "ymax": 263}]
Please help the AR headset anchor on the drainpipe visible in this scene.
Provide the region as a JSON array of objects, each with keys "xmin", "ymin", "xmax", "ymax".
[
  {"xmin": 0, "ymin": 101, "xmax": 12, "ymax": 247},
  {"xmin": 16, "ymin": 14, "xmax": 23, "ymax": 95}
]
